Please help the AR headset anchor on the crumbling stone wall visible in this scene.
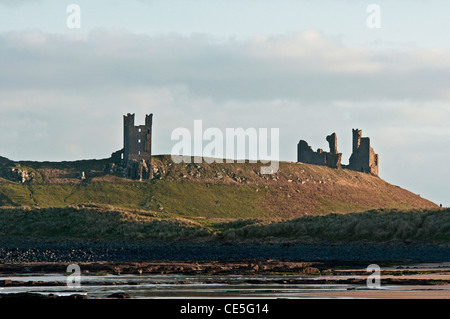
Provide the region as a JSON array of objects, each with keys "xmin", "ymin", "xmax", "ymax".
[
  {"xmin": 297, "ymin": 129, "xmax": 379, "ymax": 176},
  {"xmin": 326, "ymin": 133, "xmax": 337, "ymax": 154},
  {"xmin": 297, "ymin": 133, "xmax": 342, "ymax": 169}
]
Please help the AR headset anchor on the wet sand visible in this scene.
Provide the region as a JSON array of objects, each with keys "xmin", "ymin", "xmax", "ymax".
[
  {"xmin": 301, "ymin": 286, "xmax": 450, "ymax": 299},
  {"xmin": 303, "ymin": 262, "xmax": 450, "ymax": 298},
  {"xmin": 0, "ymin": 261, "xmax": 448, "ymax": 299}
]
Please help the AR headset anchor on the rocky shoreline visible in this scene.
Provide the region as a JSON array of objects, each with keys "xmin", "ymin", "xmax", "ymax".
[
  {"xmin": 0, "ymin": 260, "xmax": 324, "ymax": 275},
  {"xmin": 0, "ymin": 239, "xmax": 449, "ymax": 264}
]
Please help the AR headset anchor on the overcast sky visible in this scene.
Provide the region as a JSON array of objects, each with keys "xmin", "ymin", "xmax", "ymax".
[{"xmin": 0, "ymin": 0, "xmax": 449, "ymax": 206}]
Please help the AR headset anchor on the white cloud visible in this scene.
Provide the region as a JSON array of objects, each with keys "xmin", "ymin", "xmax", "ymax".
[
  {"xmin": 2, "ymin": 29, "xmax": 450, "ymax": 103},
  {"xmin": 0, "ymin": 28, "xmax": 449, "ymax": 205}
]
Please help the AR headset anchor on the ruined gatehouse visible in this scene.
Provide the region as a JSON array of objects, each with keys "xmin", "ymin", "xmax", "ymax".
[
  {"xmin": 109, "ymin": 113, "xmax": 153, "ymax": 180},
  {"xmin": 297, "ymin": 129, "xmax": 379, "ymax": 176}
]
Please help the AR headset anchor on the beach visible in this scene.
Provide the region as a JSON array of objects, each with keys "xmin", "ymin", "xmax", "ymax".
[{"xmin": 0, "ymin": 260, "xmax": 448, "ymax": 299}]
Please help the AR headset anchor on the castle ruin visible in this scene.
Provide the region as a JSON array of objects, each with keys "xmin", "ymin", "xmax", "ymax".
[
  {"xmin": 297, "ymin": 133, "xmax": 342, "ymax": 169},
  {"xmin": 347, "ymin": 129, "xmax": 379, "ymax": 175},
  {"xmin": 123, "ymin": 113, "xmax": 153, "ymax": 164},
  {"xmin": 297, "ymin": 129, "xmax": 379, "ymax": 176},
  {"xmin": 110, "ymin": 113, "xmax": 153, "ymax": 180}
]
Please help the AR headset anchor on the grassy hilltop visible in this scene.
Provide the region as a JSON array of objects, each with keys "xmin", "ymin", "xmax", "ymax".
[
  {"xmin": 0, "ymin": 155, "xmax": 447, "ymax": 244},
  {"xmin": 0, "ymin": 155, "xmax": 438, "ymax": 217}
]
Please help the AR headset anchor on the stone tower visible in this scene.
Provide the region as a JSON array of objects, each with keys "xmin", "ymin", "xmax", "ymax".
[
  {"xmin": 123, "ymin": 113, "xmax": 152, "ymax": 163},
  {"xmin": 122, "ymin": 113, "xmax": 153, "ymax": 180},
  {"xmin": 348, "ymin": 128, "xmax": 379, "ymax": 176}
]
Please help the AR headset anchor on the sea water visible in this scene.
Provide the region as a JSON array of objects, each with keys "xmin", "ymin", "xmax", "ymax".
[{"xmin": 0, "ymin": 273, "xmax": 366, "ymax": 299}]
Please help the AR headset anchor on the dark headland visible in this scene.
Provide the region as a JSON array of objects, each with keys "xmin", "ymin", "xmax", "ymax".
[
  {"xmin": 0, "ymin": 116, "xmax": 448, "ymax": 267},
  {"xmin": 0, "ymin": 153, "xmax": 448, "ymax": 265}
]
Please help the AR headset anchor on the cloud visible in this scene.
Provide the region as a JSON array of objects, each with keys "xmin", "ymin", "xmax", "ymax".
[
  {"xmin": 0, "ymin": 0, "xmax": 43, "ymax": 6},
  {"xmin": 0, "ymin": 28, "xmax": 449, "ymax": 205},
  {"xmin": 1, "ymin": 29, "xmax": 449, "ymax": 148},
  {"xmin": 2, "ymin": 29, "xmax": 450, "ymax": 104}
]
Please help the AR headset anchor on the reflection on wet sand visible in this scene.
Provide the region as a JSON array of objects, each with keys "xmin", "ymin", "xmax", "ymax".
[{"xmin": 0, "ymin": 262, "xmax": 448, "ymax": 299}]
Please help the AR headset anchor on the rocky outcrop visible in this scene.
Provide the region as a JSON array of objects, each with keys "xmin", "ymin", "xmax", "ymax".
[
  {"xmin": 104, "ymin": 159, "xmax": 152, "ymax": 181},
  {"xmin": 0, "ymin": 166, "xmax": 33, "ymax": 183},
  {"xmin": 0, "ymin": 157, "xmax": 34, "ymax": 183}
]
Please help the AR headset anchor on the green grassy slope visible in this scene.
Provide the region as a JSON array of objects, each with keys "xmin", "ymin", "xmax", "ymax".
[
  {"xmin": 0, "ymin": 155, "xmax": 438, "ymax": 220},
  {"xmin": 0, "ymin": 206, "xmax": 448, "ymax": 243},
  {"xmin": 0, "ymin": 155, "xmax": 446, "ymax": 243},
  {"xmin": 0, "ymin": 182, "xmax": 269, "ymax": 219}
]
